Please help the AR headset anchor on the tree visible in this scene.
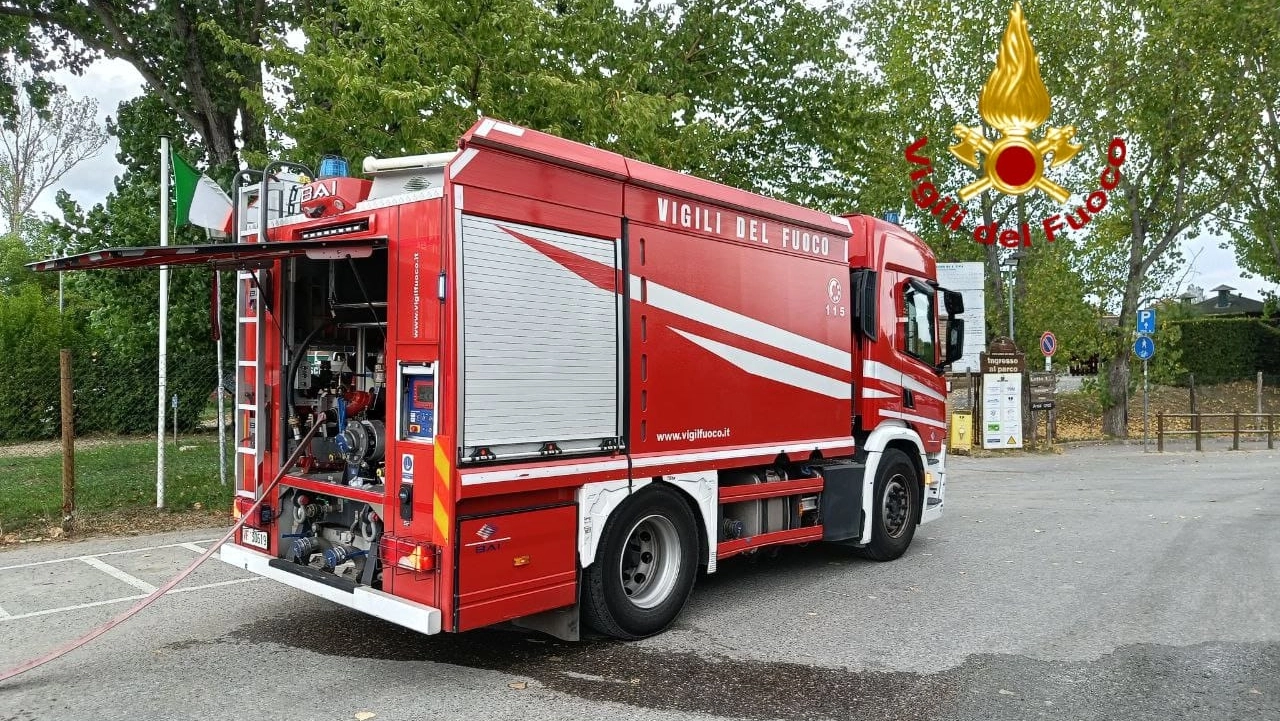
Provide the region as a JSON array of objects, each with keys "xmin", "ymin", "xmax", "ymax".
[
  {"xmin": 0, "ymin": 78, "xmax": 107, "ymax": 234},
  {"xmin": 860, "ymin": 0, "xmax": 1259, "ymax": 437},
  {"xmin": 0, "ymin": 1, "xmax": 289, "ymax": 167},
  {"xmin": 267, "ymin": 0, "xmax": 866, "ymax": 204},
  {"xmin": 857, "ymin": 0, "xmax": 1103, "ymax": 347},
  {"xmin": 1067, "ymin": 0, "xmax": 1258, "ymax": 436},
  {"xmin": 46, "ymin": 94, "xmax": 214, "ymax": 357},
  {"xmin": 1223, "ymin": 0, "xmax": 1280, "ymax": 289}
]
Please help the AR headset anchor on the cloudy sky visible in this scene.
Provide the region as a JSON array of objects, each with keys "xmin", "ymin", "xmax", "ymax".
[{"xmin": 32, "ymin": 58, "xmax": 1275, "ymax": 302}]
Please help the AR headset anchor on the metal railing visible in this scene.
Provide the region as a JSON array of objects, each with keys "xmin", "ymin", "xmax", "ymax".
[{"xmin": 1156, "ymin": 412, "xmax": 1278, "ymax": 451}]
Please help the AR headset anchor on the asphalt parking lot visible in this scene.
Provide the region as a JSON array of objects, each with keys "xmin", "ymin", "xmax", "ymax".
[{"xmin": 1, "ymin": 445, "xmax": 1277, "ymax": 721}]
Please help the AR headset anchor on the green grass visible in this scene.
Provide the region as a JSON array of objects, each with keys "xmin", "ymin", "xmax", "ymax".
[{"xmin": 0, "ymin": 435, "xmax": 233, "ymax": 535}]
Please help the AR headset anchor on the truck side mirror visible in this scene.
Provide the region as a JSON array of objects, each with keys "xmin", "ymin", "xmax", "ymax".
[
  {"xmin": 943, "ymin": 289, "xmax": 964, "ymax": 315},
  {"xmin": 944, "ymin": 318, "xmax": 965, "ymax": 366}
]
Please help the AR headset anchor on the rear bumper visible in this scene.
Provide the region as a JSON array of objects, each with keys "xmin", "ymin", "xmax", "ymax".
[{"xmin": 220, "ymin": 543, "xmax": 442, "ymax": 635}]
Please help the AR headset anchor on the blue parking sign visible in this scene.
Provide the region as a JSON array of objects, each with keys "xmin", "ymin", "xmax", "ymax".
[{"xmin": 1137, "ymin": 309, "xmax": 1156, "ymax": 334}]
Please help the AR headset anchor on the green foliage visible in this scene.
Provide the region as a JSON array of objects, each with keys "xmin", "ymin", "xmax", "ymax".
[
  {"xmin": 1148, "ymin": 309, "xmax": 1187, "ymax": 386},
  {"xmin": 0, "ymin": 1, "xmax": 286, "ymax": 166},
  {"xmin": 1175, "ymin": 317, "xmax": 1280, "ymax": 384},
  {"xmin": 264, "ymin": 0, "xmax": 870, "ymax": 208},
  {"xmin": 1221, "ymin": 0, "xmax": 1280, "ymax": 287},
  {"xmin": 1011, "ymin": 246, "xmax": 1105, "ymax": 367},
  {"xmin": 0, "ymin": 284, "xmax": 68, "ymax": 439},
  {"xmin": 0, "ymin": 438, "xmax": 228, "ymax": 534}
]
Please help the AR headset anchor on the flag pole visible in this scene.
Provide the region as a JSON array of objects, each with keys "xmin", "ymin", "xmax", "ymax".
[
  {"xmin": 215, "ymin": 268, "xmax": 226, "ymax": 485},
  {"xmin": 157, "ymin": 136, "xmax": 170, "ymax": 509}
]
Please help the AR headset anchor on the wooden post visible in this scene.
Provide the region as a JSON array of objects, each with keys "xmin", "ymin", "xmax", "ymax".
[
  {"xmin": 1189, "ymin": 373, "xmax": 1197, "ymax": 413},
  {"xmin": 1258, "ymin": 371, "xmax": 1264, "ymax": 430},
  {"xmin": 59, "ymin": 349, "xmax": 75, "ymax": 534},
  {"xmin": 1195, "ymin": 414, "xmax": 1202, "ymax": 452},
  {"xmin": 1269, "ymin": 413, "xmax": 1275, "ymax": 451},
  {"xmin": 1233, "ymin": 411, "xmax": 1241, "ymax": 451},
  {"xmin": 1157, "ymin": 412, "xmax": 1164, "ymax": 452}
]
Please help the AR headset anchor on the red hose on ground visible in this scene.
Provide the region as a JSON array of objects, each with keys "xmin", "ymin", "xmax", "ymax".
[{"xmin": 0, "ymin": 421, "xmax": 324, "ymax": 684}]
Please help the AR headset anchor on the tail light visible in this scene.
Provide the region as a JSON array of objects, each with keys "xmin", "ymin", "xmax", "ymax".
[{"xmin": 380, "ymin": 536, "xmax": 436, "ymax": 572}]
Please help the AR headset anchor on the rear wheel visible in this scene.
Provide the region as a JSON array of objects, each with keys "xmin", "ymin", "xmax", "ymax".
[
  {"xmin": 581, "ymin": 485, "xmax": 699, "ymax": 639},
  {"xmin": 857, "ymin": 448, "xmax": 920, "ymax": 561}
]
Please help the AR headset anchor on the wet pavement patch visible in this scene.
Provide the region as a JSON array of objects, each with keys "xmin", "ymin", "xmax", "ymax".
[
  {"xmin": 225, "ymin": 609, "xmax": 954, "ymax": 720},
  {"xmin": 217, "ymin": 610, "xmax": 1278, "ymax": 720}
]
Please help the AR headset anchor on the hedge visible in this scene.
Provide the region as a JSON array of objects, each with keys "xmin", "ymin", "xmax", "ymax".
[{"xmin": 1174, "ymin": 317, "xmax": 1280, "ymax": 384}]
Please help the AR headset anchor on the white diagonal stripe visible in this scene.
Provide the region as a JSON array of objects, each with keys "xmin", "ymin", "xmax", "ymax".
[
  {"xmin": 81, "ymin": 557, "xmax": 158, "ymax": 594},
  {"xmin": 0, "ymin": 578, "xmax": 264, "ymax": 623},
  {"xmin": 647, "ymin": 280, "xmax": 850, "ymax": 371},
  {"xmin": 862, "ymin": 387, "xmax": 897, "ymax": 399},
  {"xmin": 671, "ymin": 328, "xmax": 848, "ymax": 399},
  {"xmin": 880, "ymin": 410, "xmax": 948, "ymax": 429},
  {"xmin": 862, "ymin": 359, "xmax": 945, "ymax": 401}
]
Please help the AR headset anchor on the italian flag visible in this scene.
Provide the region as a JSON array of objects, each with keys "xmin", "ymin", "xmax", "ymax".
[{"xmin": 172, "ymin": 152, "xmax": 233, "ymax": 233}]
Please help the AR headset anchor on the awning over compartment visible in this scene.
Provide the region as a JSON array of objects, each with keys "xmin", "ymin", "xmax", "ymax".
[{"xmin": 27, "ymin": 237, "xmax": 388, "ymax": 272}]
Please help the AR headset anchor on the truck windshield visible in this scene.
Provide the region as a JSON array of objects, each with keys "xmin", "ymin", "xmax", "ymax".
[{"xmin": 903, "ymin": 281, "xmax": 936, "ymax": 365}]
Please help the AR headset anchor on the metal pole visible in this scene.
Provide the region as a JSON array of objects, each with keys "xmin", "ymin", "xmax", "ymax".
[
  {"xmin": 1007, "ymin": 270, "xmax": 1014, "ymax": 339},
  {"xmin": 216, "ymin": 271, "xmax": 227, "ymax": 485},
  {"xmin": 1142, "ymin": 358, "xmax": 1149, "ymax": 451},
  {"xmin": 157, "ymin": 136, "xmax": 170, "ymax": 509},
  {"xmin": 60, "ymin": 349, "xmax": 75, "ymax": 533}
]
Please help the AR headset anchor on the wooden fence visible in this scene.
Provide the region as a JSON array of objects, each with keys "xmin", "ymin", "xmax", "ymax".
[{"xmin": 1156, "ymin": 412, "xmax": 1278, "ymax": 451}]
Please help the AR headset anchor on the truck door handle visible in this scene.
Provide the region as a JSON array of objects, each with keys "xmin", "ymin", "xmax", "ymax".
[{"xmin": 903, "ymin": 388, "xmax": 915, "ymax": 408}]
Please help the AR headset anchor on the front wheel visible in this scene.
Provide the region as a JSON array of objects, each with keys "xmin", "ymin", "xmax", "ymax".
[
  {"xmin": 857, "ymin": 448, "xmax": 920, "ymax": 561},
  {"xmin": 581, "ymin": 485, "xmax": 699, "ymax": 639}
]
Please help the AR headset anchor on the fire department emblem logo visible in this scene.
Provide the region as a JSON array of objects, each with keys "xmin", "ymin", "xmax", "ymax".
[
  {"xmin": 949, "ymin": 1, "xmax": 1081, "ymax": 203},
  {"xmin": 476, "ymin": 523, "xmax": 497, "ymax": 540}
]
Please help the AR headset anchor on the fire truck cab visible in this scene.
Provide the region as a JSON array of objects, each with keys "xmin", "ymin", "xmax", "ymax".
[{"xmin": 36, "ymin": 118, "xmax": 963, "ymax": 640}]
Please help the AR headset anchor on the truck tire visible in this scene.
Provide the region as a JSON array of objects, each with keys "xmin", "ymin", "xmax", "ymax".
[
  {"xmin": 857, "ymin": 448, "xmax": 919, "ymax": 561},
  {"xmin": 581, "ymin": 485, "xmax": 699, "ymax": 639}
]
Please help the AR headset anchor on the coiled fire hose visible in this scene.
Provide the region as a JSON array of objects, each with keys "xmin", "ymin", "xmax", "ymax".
[{"xmin": 0, "ymin": 419, "xmax": 325, "ymax": 684}]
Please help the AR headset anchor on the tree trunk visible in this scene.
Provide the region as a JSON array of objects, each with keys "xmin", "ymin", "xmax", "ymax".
[{"xmin": 1102, "ymin": 247, "xmax": 1144, "ymax": 438}]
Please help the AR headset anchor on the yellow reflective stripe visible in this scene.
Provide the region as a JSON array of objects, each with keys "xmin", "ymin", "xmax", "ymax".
[
  {"xmin": 433, "ymin": 502, "xmax": 450, "ymax": 541},
  {"xmin": 434, "ymin": 443, "xmax": 451, "ymax": 490},
  {"xmin": 432, "ymin": 442, "xmax": 452, "ymax": 541}
]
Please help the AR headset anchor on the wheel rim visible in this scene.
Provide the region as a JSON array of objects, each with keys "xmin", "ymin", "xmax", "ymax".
[
  {"xmin": 618, "ymin": 514, "xmax": 682, "ymax": 609},
  {"xmin": 882, "ymin": 475, "xmax": 911, "ymax": 539}
]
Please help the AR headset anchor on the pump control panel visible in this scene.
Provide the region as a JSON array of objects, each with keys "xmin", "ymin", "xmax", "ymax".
[{"xmin": 401, "ymin": 364, "xmax": 436, "ymax": 441}]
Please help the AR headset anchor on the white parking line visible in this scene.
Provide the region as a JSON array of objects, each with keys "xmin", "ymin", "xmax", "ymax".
[
  {"xmin": 0, "ymin": 539, "xmax": 220, "ymax": 572},
  {"xmin": 178, "ymin": 542, "xmax": 207, "ymax": 554},
  {"xmin": 0, "ymin": 578, "xmax": 265, "ymax": 622},
  {"xmin": 0, "ymin": 603, "xmax": 9, "ymax": 619},
  {"xmin": 80, "ymin": 557, "xmax": 159, "ymax": 594}
]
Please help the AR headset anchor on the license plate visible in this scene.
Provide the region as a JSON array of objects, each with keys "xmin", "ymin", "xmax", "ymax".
[{"xmin": 241, "ymin": 527, "xmax": 269, "ymax": 549}]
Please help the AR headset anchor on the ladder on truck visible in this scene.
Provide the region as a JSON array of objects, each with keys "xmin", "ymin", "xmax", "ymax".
[{"xmin": 233, "ymin": 169, "xmax": 307, "ymax": 500}]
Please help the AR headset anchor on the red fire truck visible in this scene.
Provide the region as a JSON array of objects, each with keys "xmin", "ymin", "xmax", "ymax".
[{"xmin": 38, "ymin": 118, "xmax": 963, "ymax": 640}]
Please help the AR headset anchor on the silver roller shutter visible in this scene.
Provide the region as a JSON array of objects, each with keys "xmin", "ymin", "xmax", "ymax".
[{"xmin": 458, "ymin": 214, "xmax": 621, "ymax": 459}]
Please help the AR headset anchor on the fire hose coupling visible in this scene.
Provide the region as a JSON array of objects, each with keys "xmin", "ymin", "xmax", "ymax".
[
  {"xmin": 291, "ymin": 536, "xmax": 322, "ymax": 563},
  {"xmin": 323, "ymin": 544, "xmax": 367, "ymax": 569}
]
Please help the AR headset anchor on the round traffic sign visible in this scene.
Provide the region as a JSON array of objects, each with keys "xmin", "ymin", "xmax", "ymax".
[
  {"xmin": 1040, "ymin": 331, "xmax": 1057, "ymax": 357},
  {"xmin": 1133, "ymin": 335, "xmax": 1155, "ymax": 360}
]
